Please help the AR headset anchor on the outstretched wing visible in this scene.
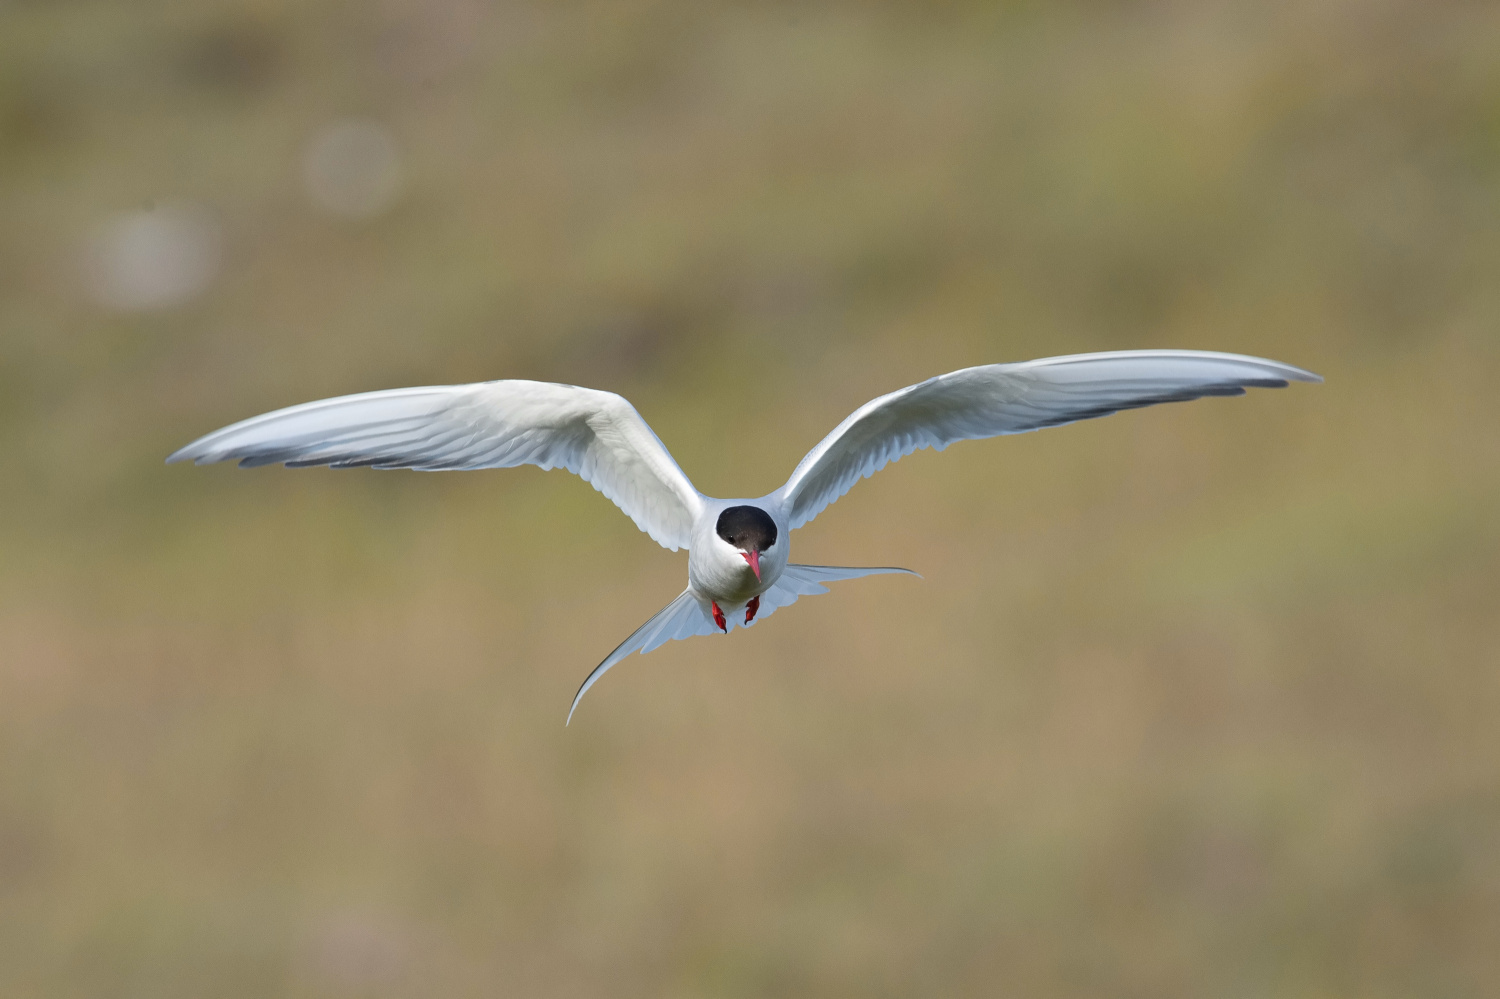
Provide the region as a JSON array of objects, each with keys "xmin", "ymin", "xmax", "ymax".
[
  {"xmin": 568, "ymin": 588, "xmax": 721, "ymax": 724},
  {"xmin": 778, "ymin": 350, "xmax": 1321, "ymax": 530},
  {"xmin": 168, "ymin": 380, "xmax": 704, "ymax": 550}
]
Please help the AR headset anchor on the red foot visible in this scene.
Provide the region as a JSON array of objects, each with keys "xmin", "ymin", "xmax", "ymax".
[
  {"xmin": 745, "ymin": 596, "xmax": 760, "ymax": 624},
  {"xmin": 711, "ymin": 601, "xmax": 727, "ymax": 632}
]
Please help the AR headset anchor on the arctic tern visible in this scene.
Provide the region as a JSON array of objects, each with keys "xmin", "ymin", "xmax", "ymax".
[{"xmin": 168, "ymin": 349, "xmax": 1320, "ymax": 722}]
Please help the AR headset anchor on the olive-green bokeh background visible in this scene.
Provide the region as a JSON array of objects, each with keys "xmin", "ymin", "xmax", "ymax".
[{"xmin": 2, "ymin": 1, "xmax": 1497, "ymax": 996}]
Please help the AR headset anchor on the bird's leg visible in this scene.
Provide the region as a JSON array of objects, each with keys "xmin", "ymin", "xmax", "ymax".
[
  {"xmin": 711, "ymin": 601, "xmax": 727, "ymax": 632},
  {"xmin": 745, "ymin": 596, "xmax": 760, "ymax": 624}
]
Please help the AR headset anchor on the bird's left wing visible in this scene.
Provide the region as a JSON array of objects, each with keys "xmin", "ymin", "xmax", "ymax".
[
  {"xmin": 168, "ymin": 380, "xmax": 704, "ymax": 550},
  {"xmin": 568, "ymin": 588, "xmax": 720, "ymax": 724},
  {"xmin": 777, "ymin": 350, "xmax": 1321, "ymax": 530}
]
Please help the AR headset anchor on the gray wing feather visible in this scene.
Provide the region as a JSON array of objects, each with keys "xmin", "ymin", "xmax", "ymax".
[
  {"xmin": 778, "ymin": 350, "xmax": 1320, "ymax": 529},
  {"xmin": 168, "ymin": 380, "xmax": 704, "ymax": 550}
]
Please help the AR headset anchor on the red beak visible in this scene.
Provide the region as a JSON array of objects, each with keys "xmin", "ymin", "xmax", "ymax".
[{"xmin": 741, "ymin": 549, "xmax": 761, "ymax": 580}]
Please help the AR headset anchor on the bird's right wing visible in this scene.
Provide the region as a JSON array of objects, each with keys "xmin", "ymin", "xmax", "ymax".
[
  {"xmin": 567, "ymin": 588, "xmax": 721, "ymax": 724},
  {"xmin": 168, "ymin": 380, "xmax": 704, "ymax": 551},
  {"xmin": 777, "ymin": 350, "xmax": 1321, "ymax": 530}
]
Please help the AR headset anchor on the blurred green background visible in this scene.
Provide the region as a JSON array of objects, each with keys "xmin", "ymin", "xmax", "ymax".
[{"xmin": 2, "ymin": 1, "xmax": 1497, "ymax": 996}]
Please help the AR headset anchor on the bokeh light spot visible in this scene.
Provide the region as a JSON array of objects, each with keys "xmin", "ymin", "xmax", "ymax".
[
  {"xmin": 83, "ymin": 201, "xmax": 222, "ymax": 312},
  {"xmin": 302, "ymin": 118, "xmax": 405, "ymax": 219}
]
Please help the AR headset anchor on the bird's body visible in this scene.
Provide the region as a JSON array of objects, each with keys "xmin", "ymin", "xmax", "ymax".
[
  {"xmin": 689, "ymin": 502, "xmax": 785, "ymax": 608},
  {"xmin": 169, "ymin": 349, "xmax": 1320, "ymax": 721}
]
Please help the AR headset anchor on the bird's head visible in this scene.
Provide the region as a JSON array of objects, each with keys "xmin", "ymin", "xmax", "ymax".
[{"xmin": 716, "ymin": 505, "xmax": 777, "ymax": 580}]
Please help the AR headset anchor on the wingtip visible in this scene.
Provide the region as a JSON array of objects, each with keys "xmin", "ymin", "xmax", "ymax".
[
  {"xmin": 1276, "ymin": 361, "xmax": 1323, "ymax": 384},
  {"xmin": 166, "ymin": 441, "xmax": 215, "ymax": 465}
]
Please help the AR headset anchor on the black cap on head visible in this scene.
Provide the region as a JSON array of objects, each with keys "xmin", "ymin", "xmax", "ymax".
[{"xmin": 716, "ymin": 505, "xmax": 777, "ymax": 552}]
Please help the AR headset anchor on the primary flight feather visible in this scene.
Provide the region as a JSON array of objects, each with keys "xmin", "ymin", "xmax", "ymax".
[{"xmin": 168, "ymin": 349, "xmax": 1320, "ymax": 722}]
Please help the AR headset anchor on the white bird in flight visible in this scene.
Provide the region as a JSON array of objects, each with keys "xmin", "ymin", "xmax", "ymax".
[{"xmin": 168, "ymin": 349, "xmax": 1319, "ymax": 722}]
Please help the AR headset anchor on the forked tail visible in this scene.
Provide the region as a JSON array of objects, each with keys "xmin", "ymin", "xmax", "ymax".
[{"xmin": 566, "ymin": 564, "xmax": 918, "ymax": 724}]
